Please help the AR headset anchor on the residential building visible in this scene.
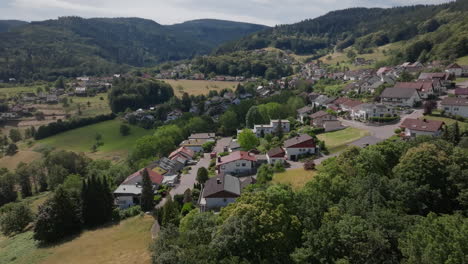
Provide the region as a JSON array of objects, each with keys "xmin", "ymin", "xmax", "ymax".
[
  {"xmin": 199, "ymin": 174, "xmax": 255, "ymax": 211},
  {"xmin": 188, "ymin": 133, "xmax": 216, "ymax": 141},
  {"xmin": 75, "ymin": 87, "xmax": 87, "ymax": 96},
  {"xmin": 440, "ymin": 97, "xmax": 468, "ymax": 118},
  {"xmin": 309, "ymin": 110, "xmax": 337, "ymax": 127},
  {"xmin": 216, "ymin": 151, "xmax": 257, "ymax": 175},
  {"xmin": 114, "ymin": 167, "xmax": 163, "ymax": 209},
  {"xmin": 446, "ymin": 63, "xmax": 463, "ymax": 77},
  {"xmin": 297, "ymin": 106, "xmax": 314, "ymax": 123},
  {"xmin": 418, "ymin": 72, "xmax": 452, "ymax": 89},
  {"xmin": 351, "ymin": 103, "xmax": 397, "ymax": 120},
  {"xmin": 252, "ymin": 120, "xmax": 290, "ymax": 137},
  {"xmin": 394, "ymin": 81, "xmax": 434, "ymax": 99},
  {"xmin": 169, "ymin": 147, "xmax": 195, "ymax": 165},
  {"xmin": 227, "ymin": 140, "xmax": 241, "ymax": 152},
  {"xmin": 284, "ymin": 134, "xmax": 317, "ymax": 161},
  {"xmin": 400, "ymin": 118, "xmax": 444, "ymax": 138},
  {"xmin": 266, "ymin": 147, "xmax": 286, "ymax": 164},
  {"xmin": 179, "ymin": 138, "xmax": 207, "ymax": 153},
  {"xmin": 455, "ymin": 88, "xmax": 468, "ymax": 98},
  {"xmin": 166, "ymin": 109, "xmax": 183, "ymax": 122},
  {"xmin": 380, "ymin": 88, "xmax": 421, "ymax": 107},
  {"xmin": 322, "ymin": 120, "xmax": 345, "ymax": 132}
]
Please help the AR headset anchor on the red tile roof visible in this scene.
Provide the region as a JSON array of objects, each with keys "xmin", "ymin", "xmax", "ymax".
[
  {"xmin": 267, "ymin": 147, "xmax": 285, "ymax": 158},
  {"xmin": 441, "ymin": 97, "xmax": 468, "ymax": 107},
  {"xmin": 394, "ymin": 81, "xmax": 433, "ymax": 93},
  {"xmin": 284, "ymin": 134, "xmax": 315, "ymax": 148},
  {"xmin": 400, "ymin": 118, "xmax": 444, "ymax": 132},
  {"xmin": 217, "ymin": 151, "xmax": 257, "ymax": 166},
  {"xmin": 169, "ymin": 147, "xmax": 195, "ymax": 160},
  {"xmin": 123, "ymin": 168, "xmax": 164, "ymax": 185},
  {"xmin": 454, "ymin": 88, "xmax": 468, "ymax": 96}
]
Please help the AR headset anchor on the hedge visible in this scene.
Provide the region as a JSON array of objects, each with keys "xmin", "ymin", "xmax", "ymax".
[{"xmin": 34, "ymin": 113, "xmax": 116, "ymax": 140}]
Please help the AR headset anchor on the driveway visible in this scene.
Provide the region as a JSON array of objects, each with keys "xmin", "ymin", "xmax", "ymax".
[{"xmin": 214, "ymin": 137, "xmax": 232, "ymax": 153}]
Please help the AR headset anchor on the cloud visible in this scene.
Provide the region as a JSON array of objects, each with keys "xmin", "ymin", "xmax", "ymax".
[{"xmin": 0, "ymin": 0, "xmax": 454, "ymax": 26}]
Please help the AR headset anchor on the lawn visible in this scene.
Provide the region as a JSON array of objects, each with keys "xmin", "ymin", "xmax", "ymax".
[
  {"xmin": 36, "ymin": 119, "xmax": 154, "ymax": 160},
  {"xmin": 422, "ymin": 115, "xmax": 468, "ymax": 132},
  {"xmin": 159, "ymin": 79, "xmax": 239, "ymax": 97},
  {"xmin": 456, "ymin": 55, "xmax": 468, "ymax": 65},
  {"xmin": 66, "ymin": 93, "xmax": 111, "ymax": 117},
  {"xmin": 0, "ymin": 215, "xmax": 154, "ymax": 264},
  {"xmin": 0, "ymin": 84, "xmax": 46, "ymax": 98},
  {"xmin": 318, "ymin": 127, "xmax": 370, "ymax": 154},
  {"xmin": 0, "ymin": 150, "xmax": 42, "ymax": 171},
  {"xmin": 273, "ymin": 168, "xmax": 317, "ymax": 190}
]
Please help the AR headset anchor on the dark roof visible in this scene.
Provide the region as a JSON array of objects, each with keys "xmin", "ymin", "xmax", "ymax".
[
  {"xmin": 267, "ymin": 147, "xmax": 285, "ymax": 158},
  {"xmin": 189, "ymin": 133, "xmax": 215, "ymax": 139},
  {"xmin": 217, "ymin": 151, "xmax": 257, "ymax": 166},
  {"xmin": 441, "ymin": 97, "xmax": 468, "ymax": 107},
  {"xmin": 309, "ymin": 110, "xmax": 330, "ymax": 119},
  {"xmin": 297, "ymin": 106, "xmax": 314, "ymax": 114},
  {"xmin": 284, "ymin": 134, "xmax": 314, "ymax": 148},
  {"xmin": 447, "ymin": 63, "xmax": 462, "ymax": 69},
  {"xmin": 203, "ymin": 174, "xmax": 241, "ymax": 198},
  {"xmin": 400, "ymin": 118, "xmax": 444, "ymax": 132},
  {"xmin": 380, "ymin": 87, "xmax": 418, "ymax": 99}
]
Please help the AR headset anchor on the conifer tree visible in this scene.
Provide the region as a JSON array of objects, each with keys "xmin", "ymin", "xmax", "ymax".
[{"xmin": 140, "ymin": 169, "xmax": 154, "ymax": 212}]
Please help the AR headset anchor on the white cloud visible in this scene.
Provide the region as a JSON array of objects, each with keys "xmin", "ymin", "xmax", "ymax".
[{"xmin": 0, "ymin": 0, "xmax": 454, "ymax": 26}]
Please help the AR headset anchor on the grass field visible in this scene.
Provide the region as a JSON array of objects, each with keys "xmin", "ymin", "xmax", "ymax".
[
  {"xmin": 0, "ymin": 215, "xmax": 154, "ymax": 264},
  {"xmin": 0, "ymin": 84, "xmax": 46, "ymax": 98},
  {"xmin": 456, "ymin": 77, "xmax": 468, "ymax": 83},
  {"xmin": 318, "ymin": 127, "xmax": 370, "ymax": 154},
  {"xmin": 422, "ymin": 115, "xmax": 468, "ymax": 132},
  {"xmin": 66, "ymin": 93, "xmax": 111, "ymax": 117},
  {"xmin": 36, "ymin": 119, "xmax": 154, "ymax": 161},
  {"xmin": 0, "ymin": 150, "xmax": 42, "ymax": 171},
  {"xmin": 159, "ymin": 79, "xmax": 239, "ymax": 97},
  {"xmin": 273, "ymin": 168, "xmax": 317, "ymax": 190},
  {"xmin": 456, "ymin": 55, "xmax": 468, "ymax": 65}
]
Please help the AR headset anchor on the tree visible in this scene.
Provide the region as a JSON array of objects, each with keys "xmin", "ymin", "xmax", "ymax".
[
  {"xmin": 5, "ymin": 143, "xmax": 17, "ymax": 156},
  {"xmin": 246, "ymin": 106, "xmax": 265, "ymax": 128},
  {"xmin": 219, "ymin": 110, "xmax": 238, "ymax": 136},
  {"xmin": 9, "ymin": 129, "xmax": 21, "ymax": 143},
  {"xmin": 196, "ymin": 167, "xmax": 209, "ymax": 184},
  {"xmin": 16, "ymin": 162, "xmax": 32, "ymax": 198},
  {"xmin": 238, "ymin": 129, "xmax": 260, "ymax": 150},
  {"xmin": 0, "ymin": 203, "xmax": 33, "ymax": 236},
  {"xmin": 54, "ymin": 76, "xmax": 65, "ymax": 89},
  {"xmin": 81, "ymin": 175, "xmax": 113, "ymax": 227},
  {"xmin": 423, "ymin": 100, "xmax": 436, "ymax": 115},
  {"xmin": 47, "ymin": 165, "xmax": 69, "ymax": 190},
  {"xmin": 119, "ymin": 124, "xmax": 131, "ymax": 136},
  {"xmin": 140, "ymin": 169, "xmax": 154, "ymax": 212},
  {"xmin": 257, "ymin": 164, "xmax": 274, "ymax": 184},
  {"xmin": 161, "ymin": 196, "xmax": 180, "ymax": 227},
  {"xmin": 183, "ymin": 189, "xmax": 192, "ymax": 204},
  {"xmin": 273, "ymin": 160, "xmax": 285, "ymax": 173},
  {"xmin": 34, "ymin": 187, "xmax": 82, "ymax": 243},
  {"xmin": 0, "ymin": 172, "xmax": 17, "ymax": 207}
]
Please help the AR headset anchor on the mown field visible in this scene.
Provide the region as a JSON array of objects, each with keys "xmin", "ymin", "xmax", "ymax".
[
  {"xmin": 318, "ymin": 127, "xmax": 370, "ymax": 153},
  {"xmin": 456, "ymin": 55, "xmax": 468, "ymax": 65},
  {"xmin": 0, "ymin": 150, "xmax": 42, "ymax": 171},
  {"xmin": 273, "ymin": 168, "xmax": 316, "ymax": 190},
  {"xmin": 0, "ymin": 215, "xmax": 153, "ymax": 264},
  {"xmin": 36, "ymin": 119, "xmax": 154, "ymax": 161},
  {"xmin": 0, "ymin": 84, "xmax": 46, "ymax": 98},
  {"xmin": 159, "ymin": 79, "xmax": 239, "ymax": 97}
]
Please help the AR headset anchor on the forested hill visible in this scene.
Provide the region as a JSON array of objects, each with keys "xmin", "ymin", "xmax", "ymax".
[
  {"xmin": 0, "ymin": 17, "xmax": 267, "ymax": 81},
  {"xmin": 215, "ymin": 0, "xmax": 468, "ymax": 62},
  {"xmin": 0, "ymin": 20, "xmax": 28, "ymax": 33}
]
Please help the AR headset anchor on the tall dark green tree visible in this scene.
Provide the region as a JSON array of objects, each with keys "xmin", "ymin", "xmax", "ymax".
[
  {"xmin": 0, "ymin": 172, "xmax": 17, "ymax": 206},
  {"xmin": 81, "ymin": 175, "xmax": 113, "ymax": 227},
  {"xmin": 196, "ymin": 167, "xmax": 209, "ymax": 184},
  {"xmin": 16, "ymin": 163, "xmax": 32, "ymax": 198},
  {"xmin": 140, "ymin": 169, "xmax": 154, "ymax": 212}
]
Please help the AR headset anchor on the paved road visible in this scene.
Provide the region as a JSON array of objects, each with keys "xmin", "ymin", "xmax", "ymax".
[{"xmin": 214, "ymin": 137, "xmax": 232, "ymax": 153}]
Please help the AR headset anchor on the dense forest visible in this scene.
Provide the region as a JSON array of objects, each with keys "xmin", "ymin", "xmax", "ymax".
[
  {"xmin": 0, "ymin": 20, "xmax": 27, "ymax": 33},
  {"xmin": 151, "ymin": 135, "xmax": 468, "ymax": 264},
  {"xmin": 0, "ymin": 17, "xmax": 267, "ymax": 81},
  {"xmin": 216, "ymin": 0, "xmax": 468, "ymax": 63}
]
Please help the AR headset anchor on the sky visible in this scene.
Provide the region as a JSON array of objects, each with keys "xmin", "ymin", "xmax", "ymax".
[{"xmin": 0, "ymin": 0, "xmax": 454, "ymax": 26}]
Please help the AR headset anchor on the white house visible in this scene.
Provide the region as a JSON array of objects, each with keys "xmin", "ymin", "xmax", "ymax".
[
  {"xmin": 399, "ymin": 118, "xmax": 444, "ymax": 139},
  {"xmin": 252, "ymin": 120, "xmax": 290, "ymax": 137},
  {"xmin": 441, "ymin": 97, "xmax": 468, "ymax": 118},
  {"xmin": 380, "ymin": 88, "xmax": 421, "ymax": 107},
  {"xmin": 114, "ymin": 168, "xmax": 163, "ymax": 209},
  {"xmin": 394, "ymin": 81, "xmax": 434, "ymax": 99},
  {"xmin": 216, "ymin": 151, "xmax": 257, "ymax": 175},
  {"xmin": 446, "ymin": 63, "xmax": 463, "ymax": 77},
  {"xmin": 198, "ymin": 174, "xmax": 255, "ymax": 211},
  {"xmin": 297, "ymin": 106, "xmax": 314, "ymax": 123},
  {"xmin": 283, "ymin": 134, "xmax": 317, "ymax": 161},
  {"xmin": 179, "ymin": 138, "xmax": 208, "ymax": 153},
  {"xmin": 351, "ymin": 103, "xmax": 397, "ymax": 120},
  {"xmin": 266, "ymin": 147, "xmax": 286, "ymax": 164}
]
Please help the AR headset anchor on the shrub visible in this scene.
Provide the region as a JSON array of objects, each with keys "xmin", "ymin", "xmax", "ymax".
[
  {"xmin": 202, "ymin": 141, "xmax": 215, "ymax": 153},
  {"xmin": 304, "ymin": 160, "xmax": 316, "ymax": 170},
  {"xmin": 118, "ymin": 206, "xmax": 142, "ymax": 220},
  {"xmin": 0, "ymin": 203, "xmax": 33, "ymax": 236},
  {"xmin": 154, "ymin": 195, "xmax": 162, "ymax": 204},
  {"xmin": 394, "ymin": 128, "xmax": 402, "ymax": 134}
]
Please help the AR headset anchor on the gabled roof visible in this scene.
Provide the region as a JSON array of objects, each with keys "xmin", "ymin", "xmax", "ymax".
[
  {"xmin": 123, "ymin": 168, "xmax": 163, "ymax": 185},
  {"xmin": 309, "ymin": 110, "xmax": 331, "ymax": 119},
  {"xmin": 217, "ymin": 151, "xmax": 257, "ymax": 166},
  {"xmin": 169, "ymin": 146, "xmax": 195, "ymax": 160},
  {"xmin": 297, "ymin": 106, "xmax": 314, "ymax": 114},
  {"xmin": 441, "ymin": 97, "xmax": 468, "ymax": 107},
  {"xmin": 419, "ymin": 72, "xmax": 449, "ymax": 80},
  {"xmin": 341, "ymin": 99, "xmax": 363, "ymax": 108},
  {"xmin": 454, "ymin": 88, "xmax": 468, "ymax": 96},
  {"xmin": 189, "ymin": 133, "xmax": 215, "ymax": 140},
  {"xmin": 180, "ymin": 138, "xmax": 208, "ymax": 147},
  {"xmin": 400, "ymin": 118, "xmax": 444, "ymax": 132},
  {"xmin": 380, "ymin": 87, "xmax": 419, "ymax": 99},
  {"xmin": 447, "ymin": 63, "xmax": 462, "ymax": 69},
  {"xmin": 202, "ymin": 174, "xmax": 241, "ymax": 198},
  {"xmin": 284, "ymin": 134, "xmax": 314, "ymax": 148},
  {"xmin": 267, "ymin": 147, "xmax": 285, "ymax": 158}
]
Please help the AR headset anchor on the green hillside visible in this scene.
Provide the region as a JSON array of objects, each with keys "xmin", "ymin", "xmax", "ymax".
[{"xmin": 0, "ymin": 17, "xmax": 267, "ymax": 81}]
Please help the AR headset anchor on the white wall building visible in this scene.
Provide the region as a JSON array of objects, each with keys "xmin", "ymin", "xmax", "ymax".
[{"xmin": 441, "ymin": 97, "xmax": 468, "ymax": 118}]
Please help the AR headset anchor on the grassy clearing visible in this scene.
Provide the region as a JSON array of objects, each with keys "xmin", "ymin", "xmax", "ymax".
[
  {"xmin": 318, "ymin": 127, "xmax": 370, "ymax": 154},
  {"xmin": 160, "ymin": 79, "xmax": 239, "ymax": 97},
  {"xmin": 0, "ymin": 150, "xmax": 42, "ymax": 170},
  {"xmin": 66, "ymin": 93, "xmax": 111, "ymax": 117},
  {"xmin": 455, "ymin": 77, "xmax": 468, "ymax": 83},
  {"xmin": 0, "ymin": 215, "xmax": 154, "ymax": 264},
  {"xmin": 36, "ymin": 119, "xmax": 154, "ymax": 160},
  {"xmin": 0, "ymin": 85, "xmax": 46, "ymax": 98},
  {"xmin": 456, "ymin": 55, "xmax": 468, "ymax": 65},
  {"xmin": 422, "ymin": 115, "xmax": 468, "ymax": 132},
  {"xmin": 273, "ymin": 168, "xmax": 316, "ymax": 190}
]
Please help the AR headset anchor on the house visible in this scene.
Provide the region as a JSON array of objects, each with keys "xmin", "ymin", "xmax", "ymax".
[
  {"xmin": 114, "ymin": 168, "xmax": 163, "ymax": 209},
  {"xmin": 180, "ymin": 138, "xmax": 207, "ymax": 153},
  {"xmin": 440, "ymin": 97, "xmax": 468, "ymax": 118},
  {"xmin": 401, "ymin": 62, "xmax": 424, "ymax": 73},
  {"xmin": 309, "ymin": 110, "xmax": 337, "ymax": 128},
  {"xmin": 188, "ymin": 133, "xmax": 216, "ymax": 142},
  {"xmin": 340, "ymin": 99, "xmax": 363, "ymax": 112},
  {"xmin": 46, "ymin": 94, "xmax": 58, "ymax": 104},
  {"xmin": 377, "ymin": 67, "xmax": 393, "ymax": 77},
  {"xmin": 75, "ymin": 87, "xmax": 87, "ymax": 96},
  {"xmin": 227, "ymin": 140, "xmax": 241, "ymax": 152},
  {"xmin": 169, "ymin": 147, "xmax": 195, "ymax": 164},
  {"xmin": 454, "ymin": 88, "xmax": 468, "ymax": 98},
  {"xmin": 400, "ymin": 118, "xmax": 444, "ymax": 138},
  {"xmin": 312, "ymin": 95, "xmax": 337, "ymax": 107},
  {"xmin": 266, "ymin": 147, "xmax": 286, "ymax": 164},
  {"xmin": 252, "ymin": 120, "xmax": 290, "ymax": 137},
  {"xmin": 322, "ymin": 120, "xmax": 345, "ymax": 132},
  {"xmin": 283, "ymin": 134, "xmax": 317, "ymax": 161},
  {"xmin": 394, "ymin": 82, "xmax": 434, "ymax": 99},
  {"xmin": 216, "ymin": 151, "xmax": 257, "ymax": 175},
  {"xmin": 351, "ymin": 103, "xmax": 397, "ymax": 120},
  {"xmin": 446, "ymin": 63, "xmax": 463, "ymax": 77},
  {"xmin": 198, "ymin": 174, "xmax": 255, "ymax": 211},
  {"xmin": 166, "ymin": 109, "xmax": 183, "ymax": 122},
  {"xmin": 418, "ymin": 72, "xmax": 452, "ymax": 89},
  {"xmin": 380, "ymin": 87, "xmax": 421, "ymax": 107},
  {"xmin": 297, "ymin": 106, "xmax": 314, "ymax": 123},
  {"xmin": 150, "ymin": 157, "xmax": 184, "ymax": 176}
]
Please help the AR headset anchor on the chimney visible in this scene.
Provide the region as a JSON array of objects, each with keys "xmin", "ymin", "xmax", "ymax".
[
  {"xmin": 217, "ymin": 178, "xmax": 222, "ymax": 184},
  {"xmin": 423, "ymin": 118, "xmax": 427, "ymax": 122},
  {"xmin": 218, "ymin": 157, "xmax": 222, "ymax": 163}
]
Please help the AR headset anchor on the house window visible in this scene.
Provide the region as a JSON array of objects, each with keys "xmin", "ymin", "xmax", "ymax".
[
  {"xmin": 242, "ymin": 163, "xmax": 246, "ymax": 167},
  {"xmin": 221, "ymin": 165, "xmax": 225, "ymax": 169},
  {"xmin": 236, "ymin": 163, "xmax": 240, "ymax": 167}
]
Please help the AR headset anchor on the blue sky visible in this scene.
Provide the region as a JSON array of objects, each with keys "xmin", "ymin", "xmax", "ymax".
[{"xmin": 0, "ymin": 0, "xmax": 454, "ymax": 26}]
